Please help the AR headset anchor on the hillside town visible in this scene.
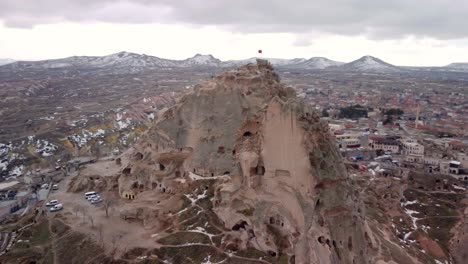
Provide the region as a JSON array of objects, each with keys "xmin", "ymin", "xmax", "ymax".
[
  {"xmin": 0, "ymin": 58, "xmax": 466, "ymax": 263},
  {"xmin": 285, "ymin": 70, "xmax": 468, "ymax": 187}
]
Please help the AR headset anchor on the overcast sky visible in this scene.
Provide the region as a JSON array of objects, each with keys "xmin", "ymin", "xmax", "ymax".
[{"xmin": 1, "ymin": 0, "xmax": 468, "ymax": 66}]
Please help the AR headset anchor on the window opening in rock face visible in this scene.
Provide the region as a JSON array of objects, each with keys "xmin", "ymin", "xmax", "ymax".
[
  {"xmin": 218, "ymin": 146, "xmax": 225, "ymax": 154},
  {"xmin": 123, "ymin": 168, "xmax": 131, "ymax": 175},
  {"xmin": 159, "ymin": 163, "xmax": 165, "ymax": 171},
  {"xmin": 318, "ymin": 236, "xmax": 326, "ymax": 244},
  {"xmin": 134, "ymin": 152, "xmax": 143, "ymax": 160},
  {"xmin": 348, "ymin": 236, "xmax": 353, "ymax": 251},
  {"xmin": 243, "ymin": 131, "xmax": 253, "ymax": 137},
  {"xmin": 256, "ymin": 165, "xmax": 265, "ymax": 175}
]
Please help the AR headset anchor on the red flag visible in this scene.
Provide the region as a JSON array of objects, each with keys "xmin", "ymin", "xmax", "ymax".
[{"xmin": 258, "ymin": 50, "xmax": 262, "ymax": 54}]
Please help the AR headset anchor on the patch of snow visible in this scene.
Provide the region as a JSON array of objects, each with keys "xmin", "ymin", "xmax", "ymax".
[
  {"xmin": 401, "ymin": 200, "xmax": 418, "ymax": 206},
  {"xmin": 184, "ymin": 189, "xmax": 207, "ymax": 205},
  {"xmin": 188, "ymin": 172, "xmax": 229, "ymax": 181},
  {"xmin": 201, "ymin": 255, "xmax": 227, "ymax": 264},
  {"xmin": 39, "ymin": 116, "xmax": 55, "ymax": 121},
  {"xmin": 119, "ymin": 134, "xmax": 130, "ymax": 146},
  {"xmin": 189, "ymin": 227, "xmax": 216, "ymax": 239},
  {"xmin": 0, "ymin": 143, "xmax": 10, "ymax": 156},
  {"xmin": 117, "ymin": 118, "xmax": 132, "ymax": 130},
  {"xmin": 170, "ymin": 207, "xmax": 189, "ymax": 217},
  {"xmin": 9, "ymin": 165, "xmax": 24, "ymax": 177},
  {"xmin": 403, "ymin": 231, "xmax": 413, "ymax": 241},
  {"xmin": 400, "ymin": 199, "xmax": 422, "ymax": 241},
  {"xmin": 453, "ymin": 185, "xmax": 466, "ymax": 191},
  {"xmin": 0, "ymin": 160, "xmax": 8, "ymax": 172},
  {"xmin": 421, "ymin": 225, "xmax": 431, "ymax": 232},
  {"xmin": 175, "ymin": 178, "xmax": 186, "ymax": 183},
  {"xmin": 35, "ymin": 139, "xmax": 58, "ymax": 157},
  {"xmin": 404, "ymin": 208, "xmax": 419, "ymax": 229}
]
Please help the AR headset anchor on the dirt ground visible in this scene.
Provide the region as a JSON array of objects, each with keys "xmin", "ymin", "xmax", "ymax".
[
  {"xmin": 79, "ymin": 157, "xmax": 123, "ymax": 177},
  {"xmin": 46, "ymin": 167, "xmax": 160, "ymax": 257}
]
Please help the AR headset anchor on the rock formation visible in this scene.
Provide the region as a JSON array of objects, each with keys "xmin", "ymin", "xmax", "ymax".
[{"xmin": 117, "ymin": 59, "xmax": 375, "ymax": 263}]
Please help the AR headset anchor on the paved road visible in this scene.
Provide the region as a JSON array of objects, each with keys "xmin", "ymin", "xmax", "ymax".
[
  {"xmin": 35, "ymin": 183, "xmax": 52, "ymax": 222},
  {"xmin": 38, "ymin": 187, "xmax": 50, "ymax": 201}
]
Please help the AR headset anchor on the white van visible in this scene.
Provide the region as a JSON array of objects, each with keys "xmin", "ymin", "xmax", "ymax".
[{"xmin": 84, "ymin": 191, "xmax": 97, "ymax": 199}]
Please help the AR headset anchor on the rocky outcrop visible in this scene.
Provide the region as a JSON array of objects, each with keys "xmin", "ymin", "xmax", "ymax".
[{"xmin": 118, "ymin": 59, "xmax": 375, "ymax": 263}]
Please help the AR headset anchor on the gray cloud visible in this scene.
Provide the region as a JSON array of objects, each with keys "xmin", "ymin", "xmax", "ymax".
[{"xmin": 1, "ymin": 0, "xmax": 467, "ymax": 39}]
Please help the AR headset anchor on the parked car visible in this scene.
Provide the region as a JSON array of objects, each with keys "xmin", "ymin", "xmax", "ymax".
[
  {"xmin": 46, "ymin": 200, "xmax": 59, "ymax": 207},
  {"xmin": 90, "ymin": 197, "xmax": 102, "ymax": 204},
  {"xmin": 84, "ymin": 191, "xmax": 97, "ymax": 199},
  {"xmin": 52, "ymin": 184, "xmax": 59, "ymax": 190},
  {"xmin": 41, "ymin": 184, "xmax": 49, "ymax": 189},
  {"xmin": 87, "ymin": 194, "xmax": 100, "ymax": 201},
  {"xmin": 49, "ymin": 204, "xmax": 63, "ymax": 212}
]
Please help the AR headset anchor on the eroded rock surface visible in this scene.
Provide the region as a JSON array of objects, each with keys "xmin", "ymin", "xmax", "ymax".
[
  {"xmin": 112, "ymin": 60, "xmax": 373, "ymax": 263},
  {"xmin": 60, "ymin": 60, "xmax": 449, "ymax": 263}
]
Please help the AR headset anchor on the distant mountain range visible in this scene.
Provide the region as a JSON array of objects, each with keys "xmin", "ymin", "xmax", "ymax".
[
  {"xmin": 446, "ymin": 63, "xmax": 468, "ymax": 70},
  {"xmin": 1, "ymin": 51, "xmax": 467, "ymax": 73},
  {"xmin": 0, "ymin": 58, "xmax": 15, "ymax": 66}
]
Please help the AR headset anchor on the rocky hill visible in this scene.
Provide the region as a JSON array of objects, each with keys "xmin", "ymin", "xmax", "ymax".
[
  {"xmin": 336, "ymin": 55, "xmax": 402, "ymax": 72},
  {"xmin": 3, "ymin": 60, "xmax": 465, "ymax": 264},
  {"xmin": 447, "ymin": 63, "xmax": 468, "ymax": 71},
  {"xmin": 75, "ymin": 59, "xmax": 416, "ymax": 263},
  {"xmin": 0, "ymin": 58, "xmax": 15, "ymax": 66},
  {"xmin": 283, "ymin": 57, "xmax": 344, "ymax": 70},
  {"xmin": 5, "ymin": 52, "xmax": 468, "ymax": 74}
]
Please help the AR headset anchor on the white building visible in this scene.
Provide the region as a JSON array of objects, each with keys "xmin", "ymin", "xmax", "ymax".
[
  {"xmin": 336, "ymin": 133, "xmax": 361, "ymax": 149},
  {"xmin": 370, "ymin": 139, "xmax": 400, "ymax": 154},
  {"xmin": 401, "ymin": 141, "xmax": 424, "ymax": 157},
  {"xmin": 440, "ymin": 161, "xmax": 461, "ymax": 176},
  {"xmin": 457, "ymin": 153, "xmax": 468, "ymax": 168}
]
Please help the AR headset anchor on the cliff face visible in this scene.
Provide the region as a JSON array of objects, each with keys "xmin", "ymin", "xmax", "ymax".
[{"xmin": 117, "ymin": 60, "xmax": 373, "ymax": 263}]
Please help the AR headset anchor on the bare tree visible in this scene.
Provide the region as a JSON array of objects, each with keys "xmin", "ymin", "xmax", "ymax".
[
  {"xmin": 110, "ymin": 233, "xmax": 123, "ymax": 256},
  {"xmin": 88, "ymin": 213, "xmax": 95, "ymax": 228},
  {"xmin": 97, "ymin": 224, "xmax": 105, "ymax": 248},
  {"xmin": 73, "ymin": 205, "xmax": 82, "ymax": 217},
  {"xmin": 103, "ymin": 197, "xmax": 115, "ymax": 217},
  {"xmin": 91, "ymin": 143, "xmax": 101, "ymax": 161},
  {"xmin": 80, "ymin": 207, "xmax": 87, "ymax": 223}
]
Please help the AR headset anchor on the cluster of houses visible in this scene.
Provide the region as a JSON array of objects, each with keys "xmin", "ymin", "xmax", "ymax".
[
  {"xmin": 329, "ymin": 121, "xmax": 468, "ymax": 183},
  {"xmin": 0, "ymin": 181, "xmax": 32, "ymax": 223}
]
